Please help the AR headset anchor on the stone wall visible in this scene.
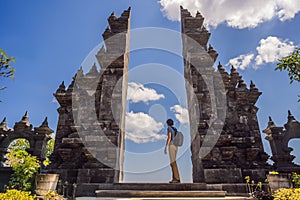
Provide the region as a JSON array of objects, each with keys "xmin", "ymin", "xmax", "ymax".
[
  {"xmin": 181, "ymin": 6, "xmax": 270, "ymax": 183},
  {"xmin": 263, "ymin": 111, "xmax": 300, "ymax": 173},
  {"xmin": 49, "ymin": 7, "xmax": 131, "ymax": 195}
]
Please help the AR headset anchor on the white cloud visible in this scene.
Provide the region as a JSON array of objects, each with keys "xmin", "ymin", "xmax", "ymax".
[
  {"xmin": 170, "ymin": 105, "xmax": 189, "ymax": 124},
  {"xmin": 159, "ymin": 0, "xmax": 300, "ymax": 29},
  {"xmin": 125, "ymin": 111, "xmax": 166, "ymax": 144},
  {"xmin": 127, "ymin": 82, "xmax": 165, "ymax": 103},
  {"xmin": 255, "ymin": 36, "xmax": 295, "ymax": 66},
  {"xmin": 227, "ymin": 53, "xmax": 254, "ymax": 70},
  {"xmin": 227, "ymin": 36, "xmax": 295, "ymax": 70}
]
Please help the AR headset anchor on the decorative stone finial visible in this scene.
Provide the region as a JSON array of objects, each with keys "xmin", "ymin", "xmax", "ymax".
[
  {"xmin": 14, "ymin": 111, "xmax": 32, "ymax": 130},
  {"xmin": 238, "ymin": 79, "xmax": 247, "ymax": 88},
  {"xmin": 288, "ymin": 110, "xmax": 296, "ymax": 121},
  {"xmin": 56, "ymin": 81, "xmax": 66, "ymax": 93},
  {"xmin": 34, "ymin": 117, "xmax": 54, "ymax": 135},
  {"xmin": 217, "ymin": 62, "xmax": 224, "ymax": 69},
  {"xmin": 250, "ymin": 80, "xmax": 255, "ymax": 88},
  {"xmin": 231, "ymin": 65, "xmax": 236, "ymax": 72},
  {"xmin": 208, "ymin": 44, "xmax": 218, "ymax": 61},
  {"xmin": 0, "ymin": 117, "xmax": 8, "ymax": 131},
  {"xmin": 22, "ymin": 111, "xmax": 29, "ymax": 123},
  {"xmin": 269, "ymin": 116, "xmax": 273, "ymax": 122},
  {"xmin": 86, "ymin": 63, "xmax": 99, "ymax": 76},
  {"xmin": 41, "ymin": 117, "xmax": 49, "ymax": 127},
  {"xmin": 263, "ymin": 116, "xmax": 276, "ymax": 134},
  {"xmin": 196, "ymin": 11, "xmax": 203, "ymax": 18},
  {"xmin": 250, "ymin": 80, "xmax": 259, "ymax": 93},
  {"xmin": 76, "ymin": 67, "xmax": 84, "ymax": 78},
  {"xmin": 1, "ymin": 117, "xmax": 6, "ymax": 124}
]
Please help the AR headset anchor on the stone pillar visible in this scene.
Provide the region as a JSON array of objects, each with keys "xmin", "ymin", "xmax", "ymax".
[
  {"xmin": 49, "ymin": 8, "xmax": 130, "ymax": 196},
  {"xmin": 181, "ymin": 7, "xmax": 270, "ymax": 183},
  {"xmin": 263, "ymin": 112, "xmax": 300, "ymax": 173}
]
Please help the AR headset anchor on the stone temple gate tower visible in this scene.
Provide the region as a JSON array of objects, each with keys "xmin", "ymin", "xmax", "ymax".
[
  {"xmin": 181, "ymin": 6, "xmax": 270, "ymax": 184},
  {"xmin": 49, "ymin": 7, "xmax": 130, "ymax": 195}
]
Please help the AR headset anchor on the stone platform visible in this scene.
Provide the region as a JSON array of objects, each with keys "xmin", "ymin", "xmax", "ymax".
[{"xmin": 75, "ymin": 183, "xmax": 250, "ymax": 199}]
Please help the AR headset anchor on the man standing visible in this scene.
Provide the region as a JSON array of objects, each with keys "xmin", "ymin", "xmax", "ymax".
[{"xmin": 164, "ymin": 119, "xmax": 180, "ymax": 183}]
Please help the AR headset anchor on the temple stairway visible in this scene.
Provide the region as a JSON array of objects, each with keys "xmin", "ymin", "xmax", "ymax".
[{"xmin": 77, "ymin": 183, "xmax": 251, "ymax": 199}]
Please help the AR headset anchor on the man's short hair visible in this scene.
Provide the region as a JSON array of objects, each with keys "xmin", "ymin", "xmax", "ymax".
[{"xmin": 166, "ymin": 119, "xmax": 174, "ymax": 126}]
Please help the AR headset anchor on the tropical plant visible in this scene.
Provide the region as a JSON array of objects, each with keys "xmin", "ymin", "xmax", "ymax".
[
  {"xmin": 43, "ymin": 190, "xmax": 64, "ymax": 200},
  {"xmin": 43, "ymin": 138, "xmax": 55, "ymax": 166},
  {"xmin": 7, "ymin": 149, "xmax": 40, "ymax": 191},
  {"xmin": 245, "ymin": 176, "xmax": 273, "ymax": 200},
  {"xmin": 292, "ymin": 172, "xmax": 300, "ymax": 188},
  {"xmin": 273, "ymin": 188, "xmax": 300, "ymax": 200},
  {"xmin": 276, "ymin": 47, "xmax": 300, "ymax": 101},
  {"xmin": 0, "ymin": 48, "xmax": 15, "ymax": 91},
  {"xmin": 0, "ymin": 189, "xmax": 35, "ymax": 200}
]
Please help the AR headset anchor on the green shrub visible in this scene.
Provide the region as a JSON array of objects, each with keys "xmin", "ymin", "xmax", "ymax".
[
  {"xmin": 273, "ymin": 188, "xmax": 300, "ymax": 200},
  {"xmin": 292, "ymin": 172, "xmax": 300, "ymax": 188},
  {"xmin": 0, "ymin": 189, "xmax": 35, "ymax": 200},
  {"xmin": 6, "ymin": 149, "xmax": 40, "ymax": 191},
  {"xmin": 43, "ymin": 191, "xmax": 64, "ymax": 200}
]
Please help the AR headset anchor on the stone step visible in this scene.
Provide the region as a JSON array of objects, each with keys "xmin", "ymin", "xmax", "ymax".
[
  {"xmin": 101, "ymin": 183, "xmax": 208, "ymax": 191},
  {"xmin": 75, "ymin": 183, "xmax": 250, "ymax": 197},
  {"xmin": 95, "ymin": 190, "xmax": 227, "ymax": 198}
]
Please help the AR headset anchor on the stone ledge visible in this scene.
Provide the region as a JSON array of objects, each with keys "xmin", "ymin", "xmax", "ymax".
[{"xmin": 95, "ymin": 190, "xmax": 226, "ymax": 198}]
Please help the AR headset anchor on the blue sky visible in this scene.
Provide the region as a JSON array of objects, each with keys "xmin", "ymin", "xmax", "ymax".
[{"xmin": 1, "ymin": 0, "xmax": 300, "ymax": 183}]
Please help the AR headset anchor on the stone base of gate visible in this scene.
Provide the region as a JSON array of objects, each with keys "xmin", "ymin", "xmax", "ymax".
[{"xmin": 75, "ymin": 183, "xmax": 252, "ymax": 197}]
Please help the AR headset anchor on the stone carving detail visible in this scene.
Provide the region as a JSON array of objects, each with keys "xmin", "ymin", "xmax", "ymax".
[
  {"xmin": 49, "ymin": 8, "xmax": 130, "ymax": 195},
  {"xmin": 181, "ymin": 6, "xmax": 270, "ymax": 183},
  {"xmin": 263, "ymin": 111, "xmax": 300, "ymax": 172},
  {"xmin": 0, "ymin": 112, "xmax": 53, "ymax": 167}
]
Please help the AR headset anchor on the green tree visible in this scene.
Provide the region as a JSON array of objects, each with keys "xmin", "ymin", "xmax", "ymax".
[
  {"xmin": 7, "ymin": 149, "xmax": 40, "ymax": 191},
  {"xmin": 0, "ymin": 48, "xmax": 15, "ymax": 90},
  {"xmin": 6, "ymin": 138, "xmax": 55, "ymax": 191},
  {"xmin": 43, "ymin": 138, "xmax": 55, "ymax": 166},
  {"xmin": 276, "ymin": 47, "xmax": 300, "ymax": 101}
]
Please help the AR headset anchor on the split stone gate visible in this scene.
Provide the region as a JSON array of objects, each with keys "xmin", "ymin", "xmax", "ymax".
[{"xmin": 47, "ymin": 7, "xmax": 299, "ymax": 196}]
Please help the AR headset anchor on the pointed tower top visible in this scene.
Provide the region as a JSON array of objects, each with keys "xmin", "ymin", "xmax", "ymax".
[
  {"xmin": 86, "ymin": 63, "xmax": 99, "ymax": 77},
  {"xmin": 14, "ymin": 111, "xmax": 32, "ymax": 130},
  {"xmin": 217, "ymin": 61, "xmax": 225, "ymax": 70},
  {"xmin": 231, "ymin": 65, "xmax": 236, "ymax": 72},
  {"xmin": 288, "ymin": 110, "xmax": 296, "ymax": 122},
  {"xmin": 238, "ymin": 79, "xmax": 247, "ymax": 88},
  {"xmin": 1, "ymin": 117, "xmax": 6, "ymax": 124},
  {"xmin": 0, "ymin": 117, "xmax": 8, "ymax": 131},
  {"xmin": 56, "ymin": 81, "xmax": 66, "ymax": 93},
  {"xmin": 196, "ymin": 11, "xmax": 203, "ymax": 18},
  {"xmin": 76, "ymin": 67, "xmax": 84, "ymax": 78},
  {"xmin": 67, "ymin": 77, "xmax": 76, "ymax": 93},
  {"xmin": 263, "ymin": 116, "xmax": 276, "ymax": 134},
  {"xmin": 22, "ymin": 111, "xmax": 29, "ymax": 122},
  {"xmin": 269, "ymin": 116, "xmax": 273, "ymax": 122},
  {"xmin": 34, "ymin": 117, "xmax": 54, "ymax": 135},
  {"xmin": 250, "ymin": 80, "xmax": 259, "ymax": 92},
  {"xmin": 40, "ymin": 117, "xmax": 49, "ymax": 128}
]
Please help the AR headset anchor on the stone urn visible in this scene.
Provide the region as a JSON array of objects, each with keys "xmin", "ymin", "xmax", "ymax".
[
  {"xmin": 267, "ymin": 173, "xmax": 292, "ymax": 192},
  {"xmin": 35, "ymin": 173, "xmax": 59, "ymax": 196}
]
